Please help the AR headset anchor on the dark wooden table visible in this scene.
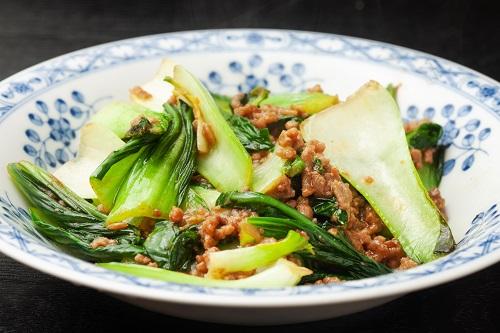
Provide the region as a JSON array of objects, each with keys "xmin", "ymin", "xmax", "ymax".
[{"xmin": 0, "ymin": 0, "xmax": 498, "ymax": 331}]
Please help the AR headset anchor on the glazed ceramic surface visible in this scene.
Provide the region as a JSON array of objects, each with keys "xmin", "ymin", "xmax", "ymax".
[{"xmin": 0, "ymin": 29, "xmax": 499, "ymax": 324}]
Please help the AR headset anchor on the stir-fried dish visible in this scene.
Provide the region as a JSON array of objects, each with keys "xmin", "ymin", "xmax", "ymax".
[{"xmin": 7, "ymin": 60, "xmax": 455, "ymax": 288}]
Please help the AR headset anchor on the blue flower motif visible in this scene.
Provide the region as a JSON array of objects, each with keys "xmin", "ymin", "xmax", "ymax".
[
  {"xmin": 247, "ymin": 33, "xmax": 263, "ymax": 44},
  {"xmin": 22, "ymin": 90, "xmax": 110, "ymax": 169},
  {"xmin": 206, "ymin": 55, "xmax": 320, "ymax": 93}
]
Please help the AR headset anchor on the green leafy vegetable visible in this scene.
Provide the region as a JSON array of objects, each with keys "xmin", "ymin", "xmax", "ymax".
[
  {"xmin": 283, "ymin": 156, "xmax": 306, "ymax": 177},
  {"xmin": 144, "ymin": 222, "xmax": 201, "ymax": 272},
  {"xmin": 182, "ymin": 186, "xmax": 221, "ymax": 210},
  {"xmin": 417, "ymin": 146, "xmax": 445, "ymax": 190},
  {"xmin": 217, "ymin": 191, "xmax": 392, "ymax": 278},
  {"xmin": 406, "ymin": 123, "xmax": 443, "ymax": 149},
  {"xmin": 167, "ymin": 65, "xmax": 253, "ymax": 192},
  {"xmin": 247, "ymin": 86, "xmax": 270, "ymax": 106},
  {"xmin": 95, "ymin": 102, "xmax": 196, "ymax": 224},
  {"xmin": 312, "ymin": 157, "xmax": 324, "ymax": 174},
  {"xmin": 226, "ymin": 115, "xmax": 274, "ymax": 152},
  {"xmin": 311, "ymin": 198, "xmax": 348, "ymax": 225},
  {"xmin": 8, "ymin": 161, "xmax": 142, "ymax": 261},
  {"xmin": 98, "ymin": 258, "xmax": 312, "ymax": 288},
  {"xmin": 206, "ymin": 230, "xmax": 309, "ymax": 278},
  {"xmin": 251, "ymin": 153, "xmax": 287, "ymax": 194}
]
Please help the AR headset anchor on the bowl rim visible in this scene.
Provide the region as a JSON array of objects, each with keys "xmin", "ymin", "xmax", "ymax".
[{"xmin": 0, "ymin": 28, "xmax": 499, "ymax": 307}]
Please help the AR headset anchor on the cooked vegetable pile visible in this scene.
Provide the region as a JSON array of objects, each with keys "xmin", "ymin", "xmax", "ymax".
[{"xmin": 8, "ymin": 59, "xmax": 455, "ymax": 288}]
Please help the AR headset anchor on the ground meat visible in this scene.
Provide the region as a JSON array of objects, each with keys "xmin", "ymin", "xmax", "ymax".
[
  {"xmin": 138, "ymin": 218, "xmax": 156, "ymax": 238},
  {"xmin": 345, "ymin": 191, "xmax": 408, "ymax": 268},
  {"xmin": 183, "ymin": 208, "xmax": 210, "ymax": 225},
  {"xmin": 198, "ymin": 207, "xmax": 255, "ymax": 249},
  {"xmin": 307, "ymin": 84, "xmax": 324, "ymax": 93},
  {"xmin": 223, "ymin": 270, "xmax": 256, "ymax": 280},
  {"xmin": 134, "ymin": 254, "xmax": 158, "ymax": 267},
  {"xmin": 404, "ymin": 119, "xmax": 430, "ymax": 133},
  {"xmin": 130, "ymin": 86, "xmax": 152, "ymax": 101},
  {"xmin": 314, "ymin": 276, "xmax": 341, "ymax": 284},
  {"xmin": 423, "ymin": 148, "xmax": 436, "ymax": 164},
  {"xmin": 300, "ymin": 140, "xmax": 342, "ymax": 198},
  {"xmin": 96, "ymin": 204, "xmax": 110, "ymax": 214},
  {"xmin": 296, "ymin": 196, "xmax": 313, "ymax": 219},
  {"xmin": 230, "ymin": 92, "xmax": 246, "ymax": 109},
  {"xmin": 193, "ymin": 246, "xmax": 218, "ymax": 276},
  {"xmin": 268, "ymin": 175, "xmax": 295, "ymax": 200},
  {"xmin": 276, "ymin": 127, "xmax": 304, "ymax": 160},
  {"xmin": 284, "ymin": 119, "xmax": 300, "ymax": 129},
  {"xmin": 106, "ymin": 222, "xmax": 128, "ymax": 231},
  {"xmin": 410, "ymin": 148, "xmax": 423, "ymax": 169},
  {"xmin": 169, "ymin": 206, "xmax": 184, "ymax": 224},
  {"xmin": 429, "ymin": 187, "xmax": 447, "ymax": 217},
  {"xmin": 234, "ymin": 104, "xmax": 280, "ymax": 128},
  {"xmin": 332, "ymin": 181, "xmax": 353, "ymax": 211},
  {"xmin": 90, "ymin": 237, "xmax": 117, "ymax": 249},
  {"xmin": 398, "ymin": 257, "xmax": 418, "ymax": 270},
  {"xmin": 251, "ymin": 150, "xmax": 269, "ymax": 165}
]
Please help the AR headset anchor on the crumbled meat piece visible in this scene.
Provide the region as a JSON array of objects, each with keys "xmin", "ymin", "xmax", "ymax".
[
  {"xmin": 276, "ymin": 128, "xmax": 305, "ymax": 160},
  {"xmin": 251, "ymin": 151, "xmax": 269, "ymax": 165},
  {"xmin": 130, "ymin": 86, "xmax": 152, "ymax": 101},
  {"xmin": 134, "ymin": 253, "xmax": 157, "ymax": 267},
  {"xmin": 90, "ymin": 237, "xmax": 117, "ymax": 249},
  {"xmin": 169, "ymin": 206, "xmax": 184, "ymax": 224},
  {"xmin": 183, "ymin": 208, "xmax": 210, "ymax": 225},
  {"xmin": 286, "ymin": 199, "xmax": 297, "ymax": 208},
  {"xmin": 423, "ymin": 148, "xmax": 436, "ymax": 164},
  {"xmin": 398, "ymin": 257, "xmax": 418, "ymax": 270},
  {"xmin": 345, "ymin": 191, "xmax": 407, "ymax": 268},
  {"xmin": 96, "ymin": 204, "xmax": 109, "ymax": 214},
  {"xmin": 410, "ymin": 148, "xmax": 423, "ymax": 169},
  {"xmin": 314, "ymin": 276, "xmax": 341, "ymax": 284},
  {"xmin": 193, "ymin": 246, "xmax": 218, "ymax": 276},
  {"xmin": 429, "ymin": 187, "xmax": 446, "ymax": 217},
  {"xmin": 284, "ymin": 120, "xmax": 300, "ymax": 129},
  {"xmin": 198, "ymin": 208, "xmax": 255, "ymax": 249},
  {"xmin": 234, "ymin": 104, "xmax": 280, "ymax": 128},
  {"xmin": 268, "ymin": 175, "xmax": 295, "ymax": 200},
  {"xmin": 307, "ymin": 84, "xmax": 324, "ymax": 93},
  {"xmin": 296, "ymin": 196, "xmax": 313, "ymax": 219},
  {"xmin": 404, "ymin": 119, "xmax": 430, "ymax": 133},
  {"xmin": 230, "ymin": 92, "xmax": 246, "ymax": 109},
  {"xmin": 138, "ymin": 218, "xmax": 156, "ymax": 238},
  {"xmin": 300, "ymin": 140, "xmax": 348, "ymax": 205},
  {"xmin": 106, "ymin": 222, "xmax": 128, "ymax": 231},
  {"xmin": 167, "ymin": 94, "xmax": 178, "ymax": 105},
  {"xmin": 223, "ymin": 270, "xmax": 256, "ymax": 280}
]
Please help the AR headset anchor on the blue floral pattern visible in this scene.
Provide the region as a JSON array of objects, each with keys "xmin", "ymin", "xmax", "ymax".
[
  {"xmin": 206, "ymin": 54, "xmax": 318, "ymax": 92},
  {"xmin": 22, "ymin": 91, "xmax": 110, "ymax": 169},
  {"xmin": 0, "ymin": 30, "xmax": 498, "ymax": 299},
  {"xmin": 404, "ymin": 104, "xmax": 490, "ymax": 175}
]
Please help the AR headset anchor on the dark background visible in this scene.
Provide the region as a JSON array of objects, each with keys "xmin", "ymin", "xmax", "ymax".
[{"xmin": 0, "ymin": 0, "xmax": 498, "ymax": 332}]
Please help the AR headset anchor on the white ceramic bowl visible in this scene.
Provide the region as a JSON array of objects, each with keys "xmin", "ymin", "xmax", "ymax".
[{"xmin": 0, "ymin": 29, "xmax": 499, "ymax": 325}]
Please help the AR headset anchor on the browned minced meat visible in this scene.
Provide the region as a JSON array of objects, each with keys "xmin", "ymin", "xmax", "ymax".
[
  {"xmin": 398, "ymin": 257, "xmax": 418, "ymax": 270},
  {"xmin": 296, "ymin": 196, "xmax": 313, "ymax": 219},
  {"xmin": 193, "ymin": 246, "xmax": 218, "ymax": 276},
  {"xmin": 230, "ymin": 92, "xmax": 246, "ymax": 109},
  {"xmin": 234, "ymin": 104, "xmax": 280, "ymax": 129},
  {"xmin": 96, "ymin": 204, "xmax": 110, "ymax": 214},
  {"xmin": 198, "ymin": 207, "xmax": 256, "ymax": 249},
  {"xmin": 300, "ymin": 140, "xmax": 349, "ymax": 207},
  {"xmin": 223, "ymin": 270, "xmax": 256, "ymax": 280},
  {"xmin": 134, "ymin": 254, "xmax": 158, "ymax": 268},
  {"xmin": 345, "ymin": 191, "xmax": 410, "ymax": 268},
  {"xmin": 169, "ymin": 206, "xmax": 184, "ymax": 224},
  {"xmin": 410, "ymin": 148, "xmax": 423, "ymax": 169},
  {"xmin": 251, "ymin": 150, "xmax": 269, "ymax": 165},
  {"xmin": 267, "ymin": 175, "xmax": 295, "ymax": 200},
  {"xmin": 404, "ymin": 119, "xmax": 430, "ymax": 133},
  {"xmin": 90, "ymin": 237, "xmax": 117, "ymax": 249},
  {"xmin": 429, "ymin": 187, "xmax": 447, "ymax": 217},
  {"xmin": 423, "ymin": 148, "xmax": 436, "ymax": 164},
  {"xmin": 276, "ymin": 127, "xmax": 305, "ymax": 160},
  {"xmin": 106, "ymin": 222, "xmax": 128, "ymax": 231},
  {"xmin": 314, "ymin": 276, "xmax": 341, "ymax": 285},
  {"xmin": 138, "ymin": 218, "xmax": 156, "ymax": 238},
  {"xmin": 284, "ymin": 119, "xmax": 300, "ymax": 129},
  {"xmin": 130, "ymin": 86, "xmax": 152, "ymax": 101},
  {"xmin": 307, "ymin": 84, "xmax": 324, "ymax": 93}
]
